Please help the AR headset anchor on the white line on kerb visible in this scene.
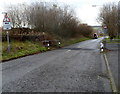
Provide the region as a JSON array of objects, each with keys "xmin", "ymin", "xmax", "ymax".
[{"xmin": 103, "ymin": 53, "xmax": 117, "ymax": 92}]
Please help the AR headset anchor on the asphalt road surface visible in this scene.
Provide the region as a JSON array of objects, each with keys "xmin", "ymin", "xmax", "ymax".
[
  {"xmin": 2, "ymin": 37, "xmax": 112, "ymax": 92},
  {"xmin": 106, "ymin": 43, "xmax": 119, "ymax": 91}
]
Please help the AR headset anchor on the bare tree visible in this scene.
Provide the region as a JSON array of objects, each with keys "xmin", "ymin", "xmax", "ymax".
[
  {"xmin": 6, "ymin": 1, "xmax": 93, "ymax": 39},
  {"xmin": 7, "ymin": 5, "xmax": 18, "ymax": 28},
  {"xmin": 7, "ymin": 3, "xmax": 29, "ymax": 28},
  {"xmin": 118, "ymin": 1, "xmax": 120, "ymax": 37},
  {"xmin": 98, "ymin": 3, "xmax": 118, "ymax": 38}
]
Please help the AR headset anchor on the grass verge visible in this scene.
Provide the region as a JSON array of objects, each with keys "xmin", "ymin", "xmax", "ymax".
[
  {"xmin": 61, "ymin": 37, "xmax": 90, "ymax": 47},
  {"xmin": 102, "ymin": 38, "xmax": 120, "ymax": 44},
  {"xmin": 1, "ymin": 37, "xmax": 91, "ymax": 62},
  {"xmin": 1, "ymin": 40, "xmax": 47, "ymax": 62}
]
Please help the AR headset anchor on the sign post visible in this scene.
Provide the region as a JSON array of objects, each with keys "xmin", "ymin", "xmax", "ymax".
[
  {"xmin": 103, "ymin": 26, "xmax": 108, "ymax": 49},
  {"xmin": 6, "ymin": 31, "xmax": 10, "ymax": 53},
  {"xmin": 3, "ymin": 13, "xmax": 11, "ymax": 53}
]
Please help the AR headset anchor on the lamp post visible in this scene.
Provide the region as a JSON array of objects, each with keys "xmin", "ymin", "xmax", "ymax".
[{"xmin": 92, "ymin": 5, "xmax": 102, "ymax": 7}]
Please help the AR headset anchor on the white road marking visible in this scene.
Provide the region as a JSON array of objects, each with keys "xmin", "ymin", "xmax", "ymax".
[
  {"xmin": 91, "ymin": 39, "xmax": 98, "ymax": 42},
  {"xmin": 66, "ymin": 50, "xmax": 71, "ymax": 53},
  {"xmin": 103, "ymin": 53, "xmax": 117, "ymax": 92}
]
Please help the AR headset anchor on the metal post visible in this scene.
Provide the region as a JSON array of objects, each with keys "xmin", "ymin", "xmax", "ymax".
[
  {"xmin": 103, "ymin": 26, "xmax": 108, "ymax": 49},
  {"xmin": 103, "ymin": 37, "xmax": 106, "ymax": 49},
  {"xmin": 2, "ymin": 12, "xmax": 11, "ymax": 53},
  {"xmin": 6, "ymin": 31, "xmax": 10, "ymax": 53}
]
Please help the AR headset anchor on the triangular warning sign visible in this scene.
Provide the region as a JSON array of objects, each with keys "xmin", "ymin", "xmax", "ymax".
[{"xmin": 3, "ymin": 17, "xmax": 10, "ymax": 22}]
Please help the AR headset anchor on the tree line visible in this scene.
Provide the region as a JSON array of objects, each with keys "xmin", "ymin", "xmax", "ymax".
[
  {"xmin": 98, "ymin": 2, "xmax": 119, "ymax": 38},
  {"xmin": 6, "ymin": 2, "xmax": 93, "ymax": 39}
]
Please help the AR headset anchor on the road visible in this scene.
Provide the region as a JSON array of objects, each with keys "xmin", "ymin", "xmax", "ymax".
[
  {"xmin": 2, "ymin": 37, "xmax": 112, "ymax": 92},
  {"xmin": 105, "ymin": 43, "xmax": 119, "ymax": 91}
]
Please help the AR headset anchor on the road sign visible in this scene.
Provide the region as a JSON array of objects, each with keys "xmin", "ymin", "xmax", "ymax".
[
  {"xmin": 103, "ymin": 26, "xmax": 108, "ymax": 34},
  {"xmin": 3, "ymin": 15, "xmax": 11, "ymax": 30},
  {"xmin": 3, "ymin": 17, "xmax": 10, "ymax": 22},
  {"xmin": 2, "ymin": 13, "xmax": 11, "ymax": 53}
]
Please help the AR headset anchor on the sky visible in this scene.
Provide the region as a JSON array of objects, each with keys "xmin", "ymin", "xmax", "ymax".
[{"xmin": 0, "ymin": 0, "xmax": 119, "ymax": 26}]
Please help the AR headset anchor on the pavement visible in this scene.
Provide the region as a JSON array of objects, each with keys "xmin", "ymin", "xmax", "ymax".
[
  {"xmin": 105, "ymin": 42, "xmax": 120, "ymax": 91},
  {"xmin": 1, "ymin": 37, "xmax": 112, "ymax": 92}
]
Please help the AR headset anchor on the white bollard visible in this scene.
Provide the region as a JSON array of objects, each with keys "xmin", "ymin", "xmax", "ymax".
[
  {"xmin": 100, "ymin": 42, "xmax": 104, "ymax": 48},
  {"xmin": 100, "ymin": 42, "xmax": 104, "ymax": 52}
]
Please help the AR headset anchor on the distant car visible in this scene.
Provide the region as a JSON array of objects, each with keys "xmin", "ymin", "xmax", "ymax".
[{"xmin": 93, "ymin": 33, "xmax": 98, "ymax": 39}]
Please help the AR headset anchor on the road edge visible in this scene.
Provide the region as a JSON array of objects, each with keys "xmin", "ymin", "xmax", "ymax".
[{"xmin": 103, "ymin": 53, "xmax": 117, "ymax": 92}]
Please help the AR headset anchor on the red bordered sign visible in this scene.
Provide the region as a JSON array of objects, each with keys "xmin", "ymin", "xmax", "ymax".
[
  {"xmin": 3, "ymin": 17, "xmax": 10, "ymax": 22},
  {"xmin": 3, "ymin": 15, "xmax": 11, "ymax": 30}
]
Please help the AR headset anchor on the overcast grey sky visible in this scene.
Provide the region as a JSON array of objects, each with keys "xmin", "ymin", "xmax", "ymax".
[{"xmin": 0, "ymin": 0, "xmax": 119, "ymax": 26}]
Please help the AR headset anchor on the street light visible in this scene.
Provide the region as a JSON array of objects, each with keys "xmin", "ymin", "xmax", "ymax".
[
  {"xmin": 92, "ymin": 5, "xmax": 102, "ymax": 7},
  {"xmin": 92, "ymin": 4, "xmax": 103, "ymax": 7}
]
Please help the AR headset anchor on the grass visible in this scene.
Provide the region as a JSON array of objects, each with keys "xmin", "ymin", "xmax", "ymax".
[
  {"xmin": 103, "ymin": 38, "xmax": 120, "ymax": 44},
  {"xmin": 1, "ymin": 40, "xmax": 47, "ymax": 61},
  {"xmin": 114, "ymin": 35, "xmax": 120, "ymax": 39},
  {"xmin": 61, "ymin": 37, "xmax": 90, "ymax": 47},
  {"xmin": 102, "ymin": 35, "xmax": 120, "ymax": 44},
  {"xmin": 1, "ymin": 37, "xmax": 91, "ymax": 62}
]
